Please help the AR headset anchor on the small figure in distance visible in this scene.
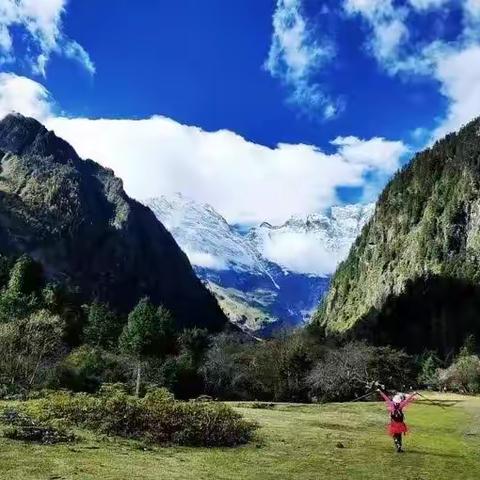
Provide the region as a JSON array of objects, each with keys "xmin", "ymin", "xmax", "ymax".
[{"xmin": 377, "ymin": 388, "xmax": 418, "ymax": 453}]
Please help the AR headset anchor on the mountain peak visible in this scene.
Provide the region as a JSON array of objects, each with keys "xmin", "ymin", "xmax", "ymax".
[
  {"xmin": 0, "ymin": 116, "xmax": 227, "ymax": 331},
  {"xmin": 146, "ymin": 194, "xmax": 372, "ymax": 334},
  {"xmin": 0, "ymin": 113, "xmax": 80, "ymax": 164}
]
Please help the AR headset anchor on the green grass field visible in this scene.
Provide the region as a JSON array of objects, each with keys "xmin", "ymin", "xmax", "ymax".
[{"xmin": 0, "ymin": 392, "xmax": 478, "ymax": 480}]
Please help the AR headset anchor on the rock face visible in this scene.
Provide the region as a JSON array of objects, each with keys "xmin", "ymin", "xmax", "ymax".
[
  {"xmin": 147, "ymin": 194, "xmax": 372, "ymax": 335},
  {"xmin": 0, "ymin": 114, "xmax": 226, "ymax": 330},
  {"xmin": 315, "ymin": 118, "xmax": 480, "ymax": 355}
]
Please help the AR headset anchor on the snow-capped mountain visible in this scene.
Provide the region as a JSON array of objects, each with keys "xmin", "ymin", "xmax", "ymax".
[
  {"xmin": 147, "ymin": 195, "xmax": 278, "ymax": 286},
  {"xmin": 146, "ymin": 194, "xmax": 373, "ymax": 335},
  {"xmin": 249, "ymin": 204, "xmax": 375, "ymax": 276}
]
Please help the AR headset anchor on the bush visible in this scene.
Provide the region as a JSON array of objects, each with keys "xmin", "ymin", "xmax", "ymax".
[
  {"xmin": 438, "ymin": 354, "xmax": 480, "ymax": 393},
  {"xmin": 1, "ymin": 408, "xmax": 74, "ymax": 444},
  {"xmin": 57, "ymin": 346, "xmax": 131, "ymax": 392},
  {"xmin": 24, "ymin": 387, "xmax": 257, "ymax": 447},
  {"xmin": 3, "ymin": 424, "xmax": 75, "ymax": 444}
]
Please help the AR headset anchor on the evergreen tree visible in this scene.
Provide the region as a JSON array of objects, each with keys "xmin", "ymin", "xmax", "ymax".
[
  {"xmin": 119, "ymin": 297, "xmax": 175, "ymax": 396},
  {"xmin": 179, "ymin": 328, "xmax": 210, "ymax": 366},
  {"xmin": 84, "ymin": 301, "xmax": 123, "ymax": 350},
  {"xmin": 7, "ymin": 255, "xmax": 44, "ymax": 296},
  {"xmin": 0, "ymin": 255, "xmax": 44, "ymax": 323}
]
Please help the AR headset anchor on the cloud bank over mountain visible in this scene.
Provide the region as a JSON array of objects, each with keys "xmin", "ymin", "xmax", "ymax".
[{"xmin": 0, "ymin": 72, "xmax": 406, "ymax": 225}]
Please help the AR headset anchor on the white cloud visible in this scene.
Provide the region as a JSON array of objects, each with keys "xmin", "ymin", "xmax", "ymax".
[
  {"xmin": 265, "ymin": 0, "xmax": 338, "ymax": 117},
  {"xmin": 344, "ymin": 0, "xmax": 480, "ymax": 139},
  {"xmin": 432, "ymin": 44, "xmax": 480, "ymax": 138},
  {"xmin": 408, "ymin": 0, "xmax": 450, "ymax": 10},
  {"xmin": 0, "ymin": 0, "xmax": 94, "ymax": 76},
  {"xmin": 0, "ymin": 72, "xmax": 52, "ymax": 120},
  {"xmin": 261, "ymin": 231, "xmax": 340, "ymax": 276},
  {"xmin": 344, "ymin": 0, "xmax": 412, "ymax": 73},
  {"xmin": 465, "ymin": 0, "xmax": 480, "ymax": 17},
  {"xmin": 331, "ymin": 136, "xmax": 408, "ymax": 172},
  {"xmin": 47, "ymin": 115, "xmax": 407, "ymax": 225},
  {"xmin": 0, "ymin": 73, "xmax": 408, "ymax": 226},
  {"xmin": 183, "ymin": 250, "xmax": 227, "ymax": 270}
]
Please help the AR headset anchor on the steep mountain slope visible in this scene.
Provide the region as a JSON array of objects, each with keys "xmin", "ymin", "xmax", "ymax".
[
  {"xmin": 315, "ymin": 117, "xmax": 480, "ymax": 355},
  {"xmin": 0, "ymin": 114, "xmax": 226, "ymax": 330},
  {"xmin": 147, "ymin": 195, "xmax": 270, "ymax": 276},
  {"xmin": 147, "ymin": 194, "xmax": 372, "ymax": 334}
]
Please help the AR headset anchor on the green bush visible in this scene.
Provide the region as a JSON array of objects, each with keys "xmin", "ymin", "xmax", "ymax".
[
  {"xmin": 24, "ymin": 387, "xmax": 257, "ymax": 447},
  {"xmin": 1, "ymin": 408, "xmax": 75, "ymax": 444},
  {"xmin": 58, "ymin": 346, "xmax": 130, "ymax": 392},
  {"xmin": 438, "ymin": 354, "xmax": 480, "ymax": 393}
]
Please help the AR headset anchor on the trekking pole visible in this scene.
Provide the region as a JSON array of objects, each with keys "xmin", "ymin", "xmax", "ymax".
[
  {"xmin": 415, "ymin": 391, "xmax": 446, "ymax": 409},
  {"xmin": 351, "ymin": 389, "xmax": 376, "ymax": 402}
]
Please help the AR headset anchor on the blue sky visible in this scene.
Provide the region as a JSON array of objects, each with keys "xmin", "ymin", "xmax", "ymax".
[
  {"xmin": 44, "ymin": 0, "xmax": 443, "ymax": 146},
  {"xmin": 0, "ymin": 0, "xmax": 479, "ymax": 228}
]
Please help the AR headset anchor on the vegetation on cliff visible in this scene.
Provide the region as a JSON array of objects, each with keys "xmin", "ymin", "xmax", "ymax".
[
  {"xmin": 0, "ymin": 113, "xmax": 226, "ymax": 330},
  {"xmin": 315, "ymin": 118, "xmax": 480, "ymax": 355}
]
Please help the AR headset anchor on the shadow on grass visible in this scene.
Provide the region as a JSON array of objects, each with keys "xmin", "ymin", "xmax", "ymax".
[
  {"xmin": 308, "ymin": 422, "xmax": 367, "ymax": 432},
  {"xmin": 405, "ymin": 449, "xmax": 463, "ymax": 459},
  {"xmin": 416, "ymin": 399, "xmax": 462, "ymax": 408}
]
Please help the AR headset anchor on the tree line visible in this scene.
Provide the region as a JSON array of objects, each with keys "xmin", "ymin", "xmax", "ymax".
[{"xmin": 0, "ymin": 254, "xmax": 479, "ymax": 402}]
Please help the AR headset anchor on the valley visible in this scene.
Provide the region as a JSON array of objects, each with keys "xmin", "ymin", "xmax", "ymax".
[
  {"xmin": 1, "ymin": 2, "xmax": 480, "ymax": 480},
  {"xmin": 147, "ymin": 194, "xmax": 372, "ymax": 334}
]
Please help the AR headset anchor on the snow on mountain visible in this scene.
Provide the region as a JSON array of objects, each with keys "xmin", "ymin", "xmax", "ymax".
[
  {"xmin": 147, "ymin": 194, "xmax": 265, "ymax": 274},
  {"xmin": 249, "ymin": 204, "xmax": 375, "ymax": 276},
  {"xmin": 145, "ymin": 194, "xmax": 374, "ymax": 334}
]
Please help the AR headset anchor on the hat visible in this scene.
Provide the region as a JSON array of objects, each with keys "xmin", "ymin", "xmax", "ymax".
[{"xmin": 392, "ymin": 393, "xmax": 405, "ymax": 404}]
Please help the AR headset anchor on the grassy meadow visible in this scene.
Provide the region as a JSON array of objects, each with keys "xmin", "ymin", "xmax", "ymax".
[{"xmin": 0, "ymin": 392, "xmax": 478, "ymax": 480}]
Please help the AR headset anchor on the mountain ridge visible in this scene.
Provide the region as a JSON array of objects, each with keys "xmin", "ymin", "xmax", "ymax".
[
  {"xmin": 147, "ymin": 193, "xmax": 372, "ymax": 334},
  {"xmin": 315, "ymin": 117, "xmax": 480, "ymax": 355},
  {"xmin": 0, "ymin": 113, "xmax": 226, "ymax": 331}
]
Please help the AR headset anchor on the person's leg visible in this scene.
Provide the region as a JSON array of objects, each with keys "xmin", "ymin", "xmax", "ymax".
[{"xmin": 393, "ymin": 434, "xmax": 402, "ymax": 452}]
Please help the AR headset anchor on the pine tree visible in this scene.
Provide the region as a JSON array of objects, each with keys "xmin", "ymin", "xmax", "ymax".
[
  {"xmin": 84, "ymin": 301, "xmax": 123, "ymax": 350},
  {"xmin": 119, "ymin": 297, "xmax": 176, "ymax": 396}
]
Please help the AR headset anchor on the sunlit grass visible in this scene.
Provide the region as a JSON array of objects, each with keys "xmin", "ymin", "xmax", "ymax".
[{"xmin": 0, "ymin": 392, "xmax": 478, "ymax": 480}]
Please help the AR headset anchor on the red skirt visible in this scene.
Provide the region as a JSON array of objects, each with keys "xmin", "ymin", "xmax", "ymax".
[{"xmin": 388, "ymin": 421, "xmax": 408, "ymax": 436}]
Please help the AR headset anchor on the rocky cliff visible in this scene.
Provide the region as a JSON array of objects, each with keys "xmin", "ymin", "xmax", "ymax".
[
  {"xmin": 315, "ymin": 118, "xmax": 480, "ymax": 355},
  {"xmin": 0, "ymin": 114, "xmax": 226, "ymax": 330}
]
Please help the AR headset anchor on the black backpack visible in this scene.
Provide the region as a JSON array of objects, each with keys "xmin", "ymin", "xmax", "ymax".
[{"xmin": 391, "ymin": 405, "xmax": 404, "ymax": 422}]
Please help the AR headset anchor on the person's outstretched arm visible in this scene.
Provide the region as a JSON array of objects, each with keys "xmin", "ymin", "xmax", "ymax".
[
  {"xmin": 377, "ymin": 389, "xmax": 394, "ymax": 411},
  {"xmin": 400, "ymin": 392, "xmax": 418, "ymax": 409}
]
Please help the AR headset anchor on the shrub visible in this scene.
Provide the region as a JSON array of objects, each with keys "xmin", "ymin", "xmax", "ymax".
[
  {"xmin": 3, "ymin": 425, "xmax": 75, "ymax": 444},
  {"xmin": 58, "ymin": 346, "xmax": 130, "ymax": 392},
  {"xmin": 438, "ymin": 354, "xmax": 480, "ymax": 393},
  {"xmin": 1, "ymin": 408, "xmax": 74, "ymax": 444},
  {"xmin": 24, "ymin": 387, "xmax": 257, "ymax": 447},
  {"xmin": 0, "ymin": 310, "xmax": 64, "ymax": 394}
]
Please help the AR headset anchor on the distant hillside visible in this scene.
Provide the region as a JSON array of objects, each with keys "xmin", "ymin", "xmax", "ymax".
[
  {"xmin": 315, "ymin": 117, "xmax": 480, "ymax": 355},
  {"xmin": 147, "ymin": 194, "xmax": 372, "ymax": 335},
  {"xmin": 0, "ymin": 114, "xmax": 226, "ymax": 330}
]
